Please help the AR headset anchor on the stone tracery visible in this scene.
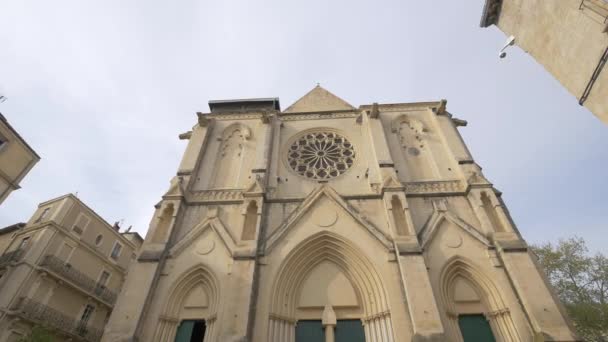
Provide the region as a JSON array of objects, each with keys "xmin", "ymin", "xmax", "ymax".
[
  {"xmin": 287, "ymin": 131, "xmax": 355, "ymax": 180},
  {"xmin": 268, "ymin": 232, "xmax": 394, "ymax": 342}
]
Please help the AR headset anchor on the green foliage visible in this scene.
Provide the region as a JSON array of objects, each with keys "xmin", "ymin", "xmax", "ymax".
[
  {"xmin": 532, "ymin": 237, "xmax": 608, "ymax": 342},
  {"xmin": 18, "ymin": 326, "xmax": 53, "ymax": 342}
]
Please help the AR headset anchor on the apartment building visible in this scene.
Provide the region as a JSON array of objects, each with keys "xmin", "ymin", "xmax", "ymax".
[{"xmin": 0, "ymin": 194, "xmax": 142, "ymax": 342}]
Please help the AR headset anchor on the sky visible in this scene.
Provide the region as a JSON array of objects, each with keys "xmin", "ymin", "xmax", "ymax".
[{"xmin": 0, "ymin": 0, "xmax": 606, "ymax": 254}]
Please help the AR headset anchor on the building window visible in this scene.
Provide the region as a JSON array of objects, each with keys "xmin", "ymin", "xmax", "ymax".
[
  {"xmin": 97, "ymin": 270, "xmax": 110, "ymax": 288},
  {"xmin": 57, "ymin": 243, "xmax": 75, "ymax": 263},
  {"xmin": 34, "ymin": 207, "xmax": 51, "ymax": 223},
  {"xmin": 110, "ymin": 242, "xmax": 122, "ymax": 261},
  {"xmin": 72, "ymin": 213, "xmax": 90, "ymax": 235},
  {"xmin": 76, "ymin": 304, "xmax": 95, "ymax": 336},
  {"xmin": 95, "ymin": 234, "xmax": 104, "ymax": 246},
  {"xmin": 287, "ymin": 131, "xmax": 356, "ymax": 180},
  {"xmin": 18, "ymin": 236, "xmax": 31, "ymax": 250}
]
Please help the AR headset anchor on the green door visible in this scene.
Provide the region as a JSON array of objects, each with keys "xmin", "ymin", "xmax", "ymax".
[
  {"xmin": 336, "ymin": 319, "xmax": 365, "ymax": 342},
  {"xmin": 296, "ymin": 320, "xmax": 324, "ymax": 342},
  {"xmin": 458, "ymin": 314, "xmax": 496, "ymax": 342},
  {"xmin": 175, "ymin": 320, "xmax": 206, "ymax": 342},
  {"xmin": 175, "ymin": 321, "xmax": 195, "ymax": 342}
]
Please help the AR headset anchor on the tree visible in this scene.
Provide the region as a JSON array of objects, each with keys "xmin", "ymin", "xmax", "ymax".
[
  {"xmin": 18, "ymin": 326, "xmax": 53, "ymax": 342},
  {"xmin": 532, "ymin": 237, "xmax": 608, "ymax": 341}
]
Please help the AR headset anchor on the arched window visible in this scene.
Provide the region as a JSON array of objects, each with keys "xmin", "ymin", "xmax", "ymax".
[
  {"xmin": 480, "ymin": 192, "xmax": 504, "ymax": 232},
  {"xmin": 241, "ymin": 201, "xmax": 258, "ymax": 241},
  {"xmin": 391, "ymin": 195, "xmax": 409, "ymax": 235}
]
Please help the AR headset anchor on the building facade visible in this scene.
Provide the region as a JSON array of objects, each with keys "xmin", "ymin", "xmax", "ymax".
[
  {"xmin": 0, "ymin": 113, "xmax": 40, "ymax": 205},
  {"xmin": 0, "ymin": 194, "xmax": 142, "ymax": 342},
  {"xmin": 480, "ymin": 0, "xmax": 608, "ymax": 123},
  {"xmin": 102, "ymin": 86, "xmax": 578, "ymax": 342}
]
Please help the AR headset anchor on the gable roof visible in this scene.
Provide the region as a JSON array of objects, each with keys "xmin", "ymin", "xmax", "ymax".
[
  {"xmin": 169, "ymin": 216, "xmax": 237, "ymax": 257},
  {"xmin": 418, "ymin": 210, "xmax": 490, "ymax": 249},
  {"xmin": 264, "ymin": 185, "xmax": 392, "ymax": 253},
  {"xmin": 283, "ymin": 85, "xmax": 355, "ymax": 113}
]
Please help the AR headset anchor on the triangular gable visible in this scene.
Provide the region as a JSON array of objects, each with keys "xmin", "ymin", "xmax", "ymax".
[
  {"xmin": 283, "ymin": 85, "xmax": 355, "ymax": 113},
  {"xmin": 264, "ymin": 185, "xmax": 392, "ymax": 253},
  {"xmin": 169, "ymin": 217, "xmax": 236, "ymax": 257},
  {"xmin": 382, "ymin": 174, "xmax": 404, "ymax": 190},
  {"xmin": 163, "ymin": 176, "xmax": 185, "ymax": 198},
  {"xmin": 418, "ymin": 210, "xmax": 490, "ymax": 249},
  {"xmin": 243, "ymin": 178, "xmax": 265, "ymax": 197}
]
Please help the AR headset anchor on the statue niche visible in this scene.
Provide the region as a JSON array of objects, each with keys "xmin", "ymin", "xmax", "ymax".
[
  {"xmin": 391, "ymin": 116, "xmax": 439, "ymax": 181},
  {"xmin": 210, "ymin": 124, "xmax": 252, "ymax": 189}
]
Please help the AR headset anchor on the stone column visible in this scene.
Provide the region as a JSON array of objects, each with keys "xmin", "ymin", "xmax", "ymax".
[
  {"xmin": 395, "ymin": 251, "xmax": 445, "ymax": 342},
  {"xmin": 497, "ymin": 247, "xmax": 578, "ymax": 341},
  {"xmin": 359, "ymin": 110, "xmax": 383, "ymax": 188},
  {"xmin": 101, "ymin": 199, "xmax": 183, "ymax": 342},
  {"xmin": 322, "ymin": 305, "xmax": 336, "ymax": 342}
]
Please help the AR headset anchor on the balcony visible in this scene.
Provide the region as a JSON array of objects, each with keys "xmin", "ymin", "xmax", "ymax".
[
  {"xmin": 580, "ymin": 0, "xmax": 608, "ymax": 28},
  {"xmin": 15, "ymin": 297, "xmax": 103, "ymax": 342},
  {"xmin": 0, "ymin": 249, "xmax": 24, "ymax": 268},
  {"xmin": 39, "ymin": 255, "xmax": 117, "ymax": 305}
]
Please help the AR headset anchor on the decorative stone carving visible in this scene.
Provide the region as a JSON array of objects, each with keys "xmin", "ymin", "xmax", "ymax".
[
  {"xmin": 286, "ymin": 131, "xmax": 355, "ymax": 180},
  {"xmin": 280, "ymin": 112, "xmax": 358, "ymax": 121},
  {"xmin": 405, "ymin": 180, "xmax": 465, "ymax": 195},
  {"xmin": 314, "ymin": 210, "xmax": 338, "ymax": 227},
  {"xmin": 191, "ymin": 190, "xmax": 244, "ymax": 202},
  {"xmin": 195, "ymin": 239, "xmax": 215, "ymax": 255}
]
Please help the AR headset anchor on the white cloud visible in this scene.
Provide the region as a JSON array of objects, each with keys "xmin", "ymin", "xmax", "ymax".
[{"xmin": 0, "ymin": 0, "xmax": 606, "ymax": 253}]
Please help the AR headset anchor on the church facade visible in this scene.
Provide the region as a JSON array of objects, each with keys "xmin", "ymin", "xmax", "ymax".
[{"xmin": 101, "ymin": 87, "xmax": 578, "ymax": 342}]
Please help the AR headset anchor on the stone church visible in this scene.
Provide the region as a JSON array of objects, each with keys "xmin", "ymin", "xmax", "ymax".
[{"xmin": 102, "ymin": 86, "xmax": 578, "ymax": 342}]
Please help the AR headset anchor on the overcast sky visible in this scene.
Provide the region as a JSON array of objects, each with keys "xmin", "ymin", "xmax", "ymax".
[{"xmin": 0, "ymin": 0, "xmax": 606, "ymax": 253}]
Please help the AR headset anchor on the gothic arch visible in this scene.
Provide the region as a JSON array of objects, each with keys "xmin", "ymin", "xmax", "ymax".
[
  {"xmin": 153, "ymin": 264, "xmax": 220, "ymax": 342},
  {"xmin": 268, "ymin": 232, "xmax": 393, "ymax": 342},
  {"xmin": 210, "ymin": 123, "xmax": 252, "ymax": 189},
  {"xmin": 439, "ymin": 256, "xmax": 522, "ymax": 342},
  {"xmin": 241, "ymin": 200, "xmax": 258, "ymax": 241}
]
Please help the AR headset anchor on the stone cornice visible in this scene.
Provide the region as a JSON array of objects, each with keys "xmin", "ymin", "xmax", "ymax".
[{"xmin": 182, "ymin": 179, "xmax": 471, "ymax": 205}]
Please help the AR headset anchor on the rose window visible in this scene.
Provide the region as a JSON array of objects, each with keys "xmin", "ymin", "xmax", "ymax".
[{"xmin": 287, "ymin": 131, "xmax": 355, "ymax": 180}]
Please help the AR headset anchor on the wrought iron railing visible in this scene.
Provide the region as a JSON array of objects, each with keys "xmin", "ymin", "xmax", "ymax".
[
  {"xmin": 40, "ymin": 255, "xmax": 117, "ymax": 305},
  {"xmin": 0, "ymin": 249, "xmax": 24, "ymax": 268},
  {"xmin": 16, "ymin": 298, "xmax": 103, "ymax": 342},
  {"xmin": 580, "ymin": 0, "xmax": 608, "ymax": 25}
]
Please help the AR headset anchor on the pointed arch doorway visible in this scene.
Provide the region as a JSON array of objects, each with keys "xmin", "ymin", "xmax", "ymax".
[
  {"xmin": 269, "ymin": 232, "xmax": 393, "ymax": 342},
  {"xmin": 175, "ymin": 320, "xmax": 206, "ymax": 342}
]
